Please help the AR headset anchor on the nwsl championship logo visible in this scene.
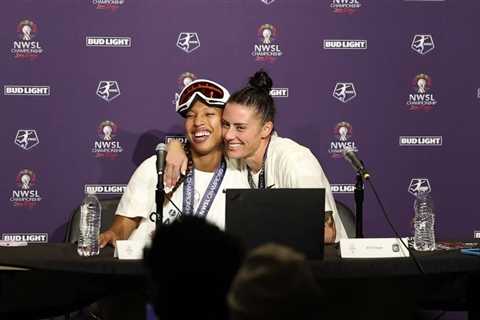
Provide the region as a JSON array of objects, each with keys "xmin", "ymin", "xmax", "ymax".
[
  {"xmin": 331, "ymin": 0, "xmax": 362, "ymax": 14},
  {"xmin": 10, "ymin": 169, "xmax": 42, "ymax": 208},
  {"xmin": 406, "ymin": 74, "xmax": 437, "ymax": 111},
  {"xmin": 252, "ymin": 24, "xmax": 283, "ymax": 63},
  {"xmin": 328, "ymin": 121, "xmax": 358, "ymax": 158},
  {"xmin": 173, "ymin": 72, "xmax": 197, "ymax": 105},
  {"xmin": 92, "ymin": 0, "xmax": 125, "ymax": 11},
  {"xmin": 91, "ymin": 121, "xmax": 124, "ymax": 159},
  {"xmin": 11, "ymin": 20, "xmax": 44, "ymax": 60}
]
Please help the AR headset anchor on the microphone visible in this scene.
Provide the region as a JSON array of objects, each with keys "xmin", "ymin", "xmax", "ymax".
[
  {"xmin": 343, "ymin": 147, "xmax": 370, "ymax": 180},
  {"xmin": 150, "ymin": 143, "xmax": 168, "ymax": 226},
  {"xmin": 156, "ymin": 143, "xmax": 168, "ymax": 192}
]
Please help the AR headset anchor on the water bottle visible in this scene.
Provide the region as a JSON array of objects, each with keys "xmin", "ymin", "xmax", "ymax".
[
  {"xmin": 77, "ymin": 191, "xmax": 102, "ymax": 256},
  {"xmin": 413, "ymin": 191, "xmax": 435, "ymax": 251}
]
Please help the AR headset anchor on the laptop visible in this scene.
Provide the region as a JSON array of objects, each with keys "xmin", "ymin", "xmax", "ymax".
[{"xmin": 225, "ymin": 188, "xmax": 325, "ymax": 259}]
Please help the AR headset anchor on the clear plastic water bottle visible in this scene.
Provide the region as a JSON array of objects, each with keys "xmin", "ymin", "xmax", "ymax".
[
  {"xmin": 77, "ymin": 191, "xmax": 102, "ymax": 256},
  {"xmin": 413, "ymin": 191, "xmax": 435, "ymax": 251}
]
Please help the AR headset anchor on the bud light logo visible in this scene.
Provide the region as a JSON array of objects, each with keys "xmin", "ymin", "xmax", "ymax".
[
  {"xmin": 84, "ymin": 184, "xmax": 126, "ymax": 194},
  {"xmin": 323, "ymin": 39, "xmax": 367, "ymax": 50},
  {"xmin": 331, "ymin": 184, "xmax": 355, "ymax": 194},
  {"xmin": 270, "ymin": 88, "xmax": 289, "ymax": 98},
  {"xmin": 165, "ymin": 135, "xmax": 188, "ymax": 145},
  {"xmin": 2, "ymin": 233, "xmax": 48, "ymax": 243},
  {"xmin": 399, "ymin": 136, "xmax": 442, "ymax": 146},
  {"xmin": 86, "ymin": 36, "xmax": 131, "ymax": 47},
  {"xmin": 4, "ymin": 85, "xmax": 50, "ymax": 96}
]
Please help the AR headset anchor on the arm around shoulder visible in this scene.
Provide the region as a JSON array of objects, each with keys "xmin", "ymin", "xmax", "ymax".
[{"xmin": 165, "ymin": 140, "xmax": 189, "ymax": 190}]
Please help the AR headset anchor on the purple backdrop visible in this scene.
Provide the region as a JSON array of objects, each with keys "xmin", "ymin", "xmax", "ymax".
[{"xmin": 1, "ymin": 0, "xmax": 479, "ymax": 245}]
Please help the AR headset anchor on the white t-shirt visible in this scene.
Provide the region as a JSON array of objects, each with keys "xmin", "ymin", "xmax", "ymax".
[
  {"xmin": 254, "ymin": 134, "xmax": 348, "ymax": 241},
  {"xmin": 116, "ymin": 155, "xmax": 249, "ymax": 247}
]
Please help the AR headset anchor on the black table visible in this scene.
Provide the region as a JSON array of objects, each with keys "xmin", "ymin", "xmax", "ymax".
[
  {"xmin": 0, "ymin": 244, "xmax": 145, "ymax": 319},
  {"xmin": 311, "ymin": 247, "xmax": 480, "ymax": 320},
  {"xmin": 1, "ymin": 243, "xmax": 479, "ymax": 319}
]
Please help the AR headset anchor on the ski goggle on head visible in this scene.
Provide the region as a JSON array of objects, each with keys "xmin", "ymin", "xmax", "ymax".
[{"xmin": 176, "ymin": 79, "xmax": 230, "ymax": 117}]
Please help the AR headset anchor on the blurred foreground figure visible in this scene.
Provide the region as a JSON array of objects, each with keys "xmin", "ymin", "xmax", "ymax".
[
  {"xmin": 228, "ymin": 243, "xmax": 324, "ymax": 320},
  {"xmin": 144, "ymin": 215, "xmax": 245, "ymax": 320}
]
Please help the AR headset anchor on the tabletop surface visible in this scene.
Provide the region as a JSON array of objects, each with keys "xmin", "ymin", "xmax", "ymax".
[{"xmin": 0, "ymin": 242, "xmax": 479, "ymax": 278}]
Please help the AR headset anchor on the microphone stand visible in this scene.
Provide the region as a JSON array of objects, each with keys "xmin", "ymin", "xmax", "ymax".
[
  {"xmin": 150, "ymin": 143, "xmax": 169, "ymax": 230},
  {"xmin": 154, "ymin": 183, "xmax": 165, "ymax": 230},
  {"xmin": 150, "ymin": 155, "xmax": 165, "ymax": 230},
  {"xmin": 354, "ymin": 173, "xmax": 364, "ymax": 238}
]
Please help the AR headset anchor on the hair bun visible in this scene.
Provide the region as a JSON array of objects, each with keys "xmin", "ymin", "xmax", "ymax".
[{"xmin": 248, "ymin": 70, "xmax": 273, "ymax": 93}]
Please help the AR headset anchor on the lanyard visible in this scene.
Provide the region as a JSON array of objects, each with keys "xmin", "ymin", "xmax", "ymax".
[
  {"xmin": 247, "ymin": 137, "xmax": 271, "ymax": 189},
  {"xmin": 182, "ymin": 158, "xmax": 226, "ymax": 218},
  {"xmin": 247, "ymin": 165, "xmax": 266, "ymax": 189}
]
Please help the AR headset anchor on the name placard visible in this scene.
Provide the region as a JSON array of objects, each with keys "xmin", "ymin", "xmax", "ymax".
[
  {"xmin": 114, "ymin": 240, "xmax": 144, "ymax": 260},
  {"xmin": 340, "ymin": 238, "xmax": 410, "ymax": 258}
]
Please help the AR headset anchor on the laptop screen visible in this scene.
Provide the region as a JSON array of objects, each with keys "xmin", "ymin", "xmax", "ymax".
[{"xmin": 225, "ymin": 188, "xmax": 325, "ymax": 259}]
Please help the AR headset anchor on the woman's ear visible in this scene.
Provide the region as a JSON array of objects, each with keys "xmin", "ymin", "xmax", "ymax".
[{"xmin": 261, "ymin": 121, "xmax": 273, "ymax": 138}]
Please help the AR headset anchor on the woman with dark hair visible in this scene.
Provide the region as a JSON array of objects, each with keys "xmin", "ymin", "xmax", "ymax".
[
  {"xmin": 166, "ymin": 71, "xmax": 347, "ymax": 242},
  {"xmin": 222, "ymin": 71, "xmax": 346, "ymax": 242}
]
